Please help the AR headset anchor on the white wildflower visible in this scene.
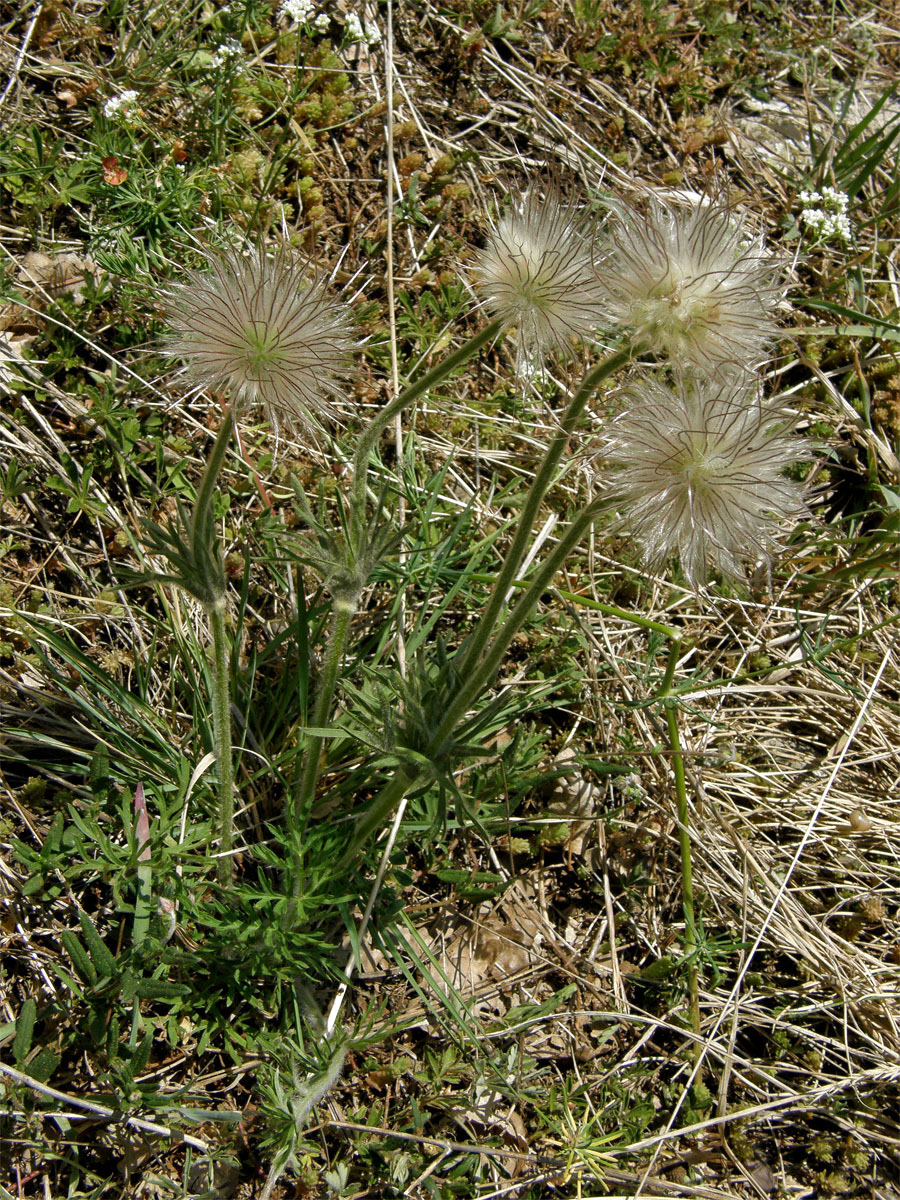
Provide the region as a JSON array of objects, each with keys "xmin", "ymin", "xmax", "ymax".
[
  {"xmin": 343, "ymin": 12, "xmax": 378, "ymax": 43},
  {"xmin": 798, "ymin": 187, "xmax": 852, "ymax": 244},
  {"xmin": 281, "ymin": 0, "xmax": 315, "ymax": 22},
  {"xmin": 474, "ymin": 185, "xmax": 605, "ymax": 372},
  {"xmin": 210, "ymin": 38, "xmax": 243, "ymax": 67},
  {"xmin": 598, "ymin": 198, "xmax": 786, "ymax": 371},
  {"xmin": 103, "ymin": 90, "xmax": 139, "ymax": 119},
  {"xmin": 603, "ymin": 375, "xmax": 808, "ymax": 586}
]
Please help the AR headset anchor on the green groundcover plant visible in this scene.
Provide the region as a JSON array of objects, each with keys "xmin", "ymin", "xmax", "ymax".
[
  {"xmin": 1, "ymin": 143, "xmax": 826, "ymax": 1192},
  {"xmin": 118, "ymin": 181, "xmax": 810, "ymax": 1189},
  {"xmin": 149, "ymin": 185, "xmax": 805, "ymax": 875}
]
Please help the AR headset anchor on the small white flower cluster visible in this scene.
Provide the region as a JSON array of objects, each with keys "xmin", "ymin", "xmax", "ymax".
[
  {"xmin": 103, "ymin": 90, "xmax": 139, "ymax": 119},
  {"xmin": 280, "ymin": 0, "xmax": 330, "ymax": 30},
  {"xmin": 281, "ymin": 0, "xmax": 313, "ymax": 21},
  {"xmin": 210, "ymin": 38, "xmax": 243, "ymax": 68},
  {"xmin": 344, "ymin": 11, "xmax": 380, "ymax": 44},
  {"xmin": 799, "ymin": 187, "xmax": 852, "ymax": 244}
]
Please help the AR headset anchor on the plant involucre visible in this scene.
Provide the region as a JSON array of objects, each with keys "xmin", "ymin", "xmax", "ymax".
[
  {"xmin": 163, "ymin": 245, "xmax": 355, "ymax": 434},
  {"xmin": 474, "ymin": 186, "xmax": 604, "ymax": 370},
  {"xmin": 599, "ymin": 199, "xmax": 784, "ymax": 370},
  {"xmin": 604, "ymin": 377, "xmax": 807, "ymax": 584}
]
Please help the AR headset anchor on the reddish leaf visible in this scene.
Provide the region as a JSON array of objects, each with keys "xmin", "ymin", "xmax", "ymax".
[
  {"xmin": 102, "ymin": 156, "xmax": 127, "ymax": 185},
  {"xmin": 134, "ymin": 781, "xmax": 151, "ymax": 861}
]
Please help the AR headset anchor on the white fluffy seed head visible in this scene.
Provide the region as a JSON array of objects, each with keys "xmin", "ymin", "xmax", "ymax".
[
  {"xmin": 162, "ymin": 245, "xmax": 356, "ymax": 436},
  {"xmin": 603, "ymin": 375, "xmax": 808, "ymax": 586},
  {"xmin": 599, "ymin": 199, "xmax": 786, "ymax": 371},
  {"xmin": 474, "ymin": 186, "xmax": 605, "ymax": 372}
]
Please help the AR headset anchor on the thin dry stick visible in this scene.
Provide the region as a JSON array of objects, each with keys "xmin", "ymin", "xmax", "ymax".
[
  {"xmin": 325, "ymin": 791, "xmax": 409, "ymax": 1036},
  {"xmin": 715, "ymin": 864, "xmax": 767, "ymax": 1198},
  {"xmin": 320, "ymin": 1119, "xmax": 742, "ymax": 1200},
  {"xmin": 0, "ymin": 1062, "xmax": 210, "ymax": 1153},
  {"xmin": 0, "ymin": 3, "xmax": 42, "ymax": 112},
  {"xmin": 383, "ymin": 0, "xmax": 406, "ymax": 680},
  {"xmin": 597, "ymin": 820, "xmax": 629, "ymax": 1013},
  {"xmin": 621, "ymin": 1063, "xmax": 900, "ymax": 1158}
]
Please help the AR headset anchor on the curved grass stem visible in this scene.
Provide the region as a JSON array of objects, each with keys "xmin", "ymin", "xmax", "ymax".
[
  {"xmin": 209, "ymin": 599, "xmax": 235, "ymax": 885},
  {"xmin": 659, "ymin": 640, "xmax": 701, "ymax": 1059}
]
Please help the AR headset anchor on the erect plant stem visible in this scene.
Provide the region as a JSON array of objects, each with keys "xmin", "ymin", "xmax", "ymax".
[
  {"xmin": 429, "ymin": 499, "xmax": 606, "ymax": 759},
  {"xmin": 454, "ymin": 343, "xmax": 632, "ymax": 681},
  {"xmin": 189, "ymin": 408, "xmax": 237, "ymax": 884},
  {"xmin": 342, "ymin": 343, "xmax": 634, "ymax": 861},
  {"xmin": 342, "ymin": 500, "xmax": 608, "ymax": 863},
  {"xmin": 192, "ymin": 409, "xmax": 234, "ymax": 555},
  {"xmin": 209, "ymin": 598, "xmax": 235, "ymax": 885},
  {"xmin": 291, "ymin": 600, "xmax": 356, "ymax": 890}
]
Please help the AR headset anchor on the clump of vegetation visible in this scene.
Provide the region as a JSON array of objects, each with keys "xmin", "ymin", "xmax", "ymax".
[{"xmin": 1, "ymin": 0, "xmax": 899, "ymax": 1197}]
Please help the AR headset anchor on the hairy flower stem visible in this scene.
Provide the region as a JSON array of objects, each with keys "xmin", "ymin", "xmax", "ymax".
[
  {"xmin": 314, "ymin": 321, "xmax": 503, "ymax": 869},
  {"xmin": 192, "ymin": 409, "xmax": 234, "ymax": 587},
  {"xmin": 429, "ymin": 499, "xmax": 606, "ymax": 760},
  {"xmin": 192, "ymin": 411, "xmax": 237, "ymax": 885},
  {"xmin": 659, "ymin": 641, "xmax": 701, "ymax": 1058},
  {"xmin": 209, "ymin": 599, "xmax": 235, "ymax": 885},
  {"xmin": 291, "ymin": 600, "xmax": 356, "ymax": 891},
  {"xmin": 342, "ymin": 499, "xmax": 609, "ymax": 863},
  {"xmin": 455, "ymin": 343, "xmax": 633, "ymax": 682},
  {"xmin": 349, "ymin": 319, "xmax": 505, "ymax": 546},
  {"xmin": 342, "ymin": 348, "xmax": 635, "ymax": 861}
]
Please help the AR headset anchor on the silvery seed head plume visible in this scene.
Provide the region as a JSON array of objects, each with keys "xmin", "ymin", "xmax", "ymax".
[
  {"xmin": 474, "ymin": 186, "xmax": 605, "ymax": 372},
  {"xmin": 603, "ymin": 375, "xmax": 807, "ymax": 586},
  {"xmin": 598, "ymin": 199, "xmax": 785, "ymax": 370},
  {"xmin": 163, "ymin": 245, "xmax": 355, "ymax": 436}
]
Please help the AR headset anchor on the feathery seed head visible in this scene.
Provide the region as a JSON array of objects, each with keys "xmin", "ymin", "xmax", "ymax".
[
  {"xmin": 163, "ymin": 245, "xmax": 355, "ymax": 436},
  {"xmin": 604, "ymin": 376, "xmax": 807, "ymax": 586},
  {"xmin": 599, "ymin": 199, "xmax": 785, "ymax": 370},
  {"xmin": 475, "ymin": 186, "xmax": 604, "ymax": 371}
]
